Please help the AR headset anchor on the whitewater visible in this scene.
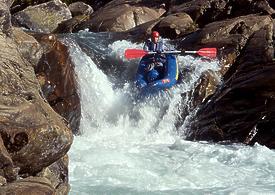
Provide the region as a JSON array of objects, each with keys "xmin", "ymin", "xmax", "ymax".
[{"xmin": 65, "ymin": 32, "xmax": 275, "ymax": 195}]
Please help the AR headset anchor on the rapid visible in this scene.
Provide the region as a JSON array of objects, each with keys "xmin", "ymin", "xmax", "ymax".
[{"xmin": 65, "ymin": 32, "xmax": 275, "ymax": 195}]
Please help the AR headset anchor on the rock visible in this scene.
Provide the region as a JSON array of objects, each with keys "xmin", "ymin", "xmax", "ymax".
[
  {"xmin": 69, "ymin": 1, "xmax": 93, "ymax": 17},
  {"xmin": 0, "ymin": 0, "xmax": 12, "ymax": 35},
  {"xmin": 37, "ymin": 155, "xmax": 70, "ymax": 194},
  {"xmin": 11, "ymin": 0, "xmax": 49, "ymax": 14},
  {"xmin": 193, "ymin": 70, "xmax": 221, "ymax": 106},
  {"xmin": 154, "ymin": 13, "xmax": 196, "ymax": 39},
  {"xmin": 88, "ymin": 0, "xmax": 113, "ymax": 11},
  {"xmin": 34, "ymin": 34, "xmax": 81, "ymax": 135},
  {"xmin": 230, "ymin": 0, "xmax": 275, "ymax": 16},
  {"xmin": 53, "ymin": 14, "xmax": 89, "ymax": 33},
  {"xmin": 12, "ymin": 0, "xmax": 72, "ymax": 33},
  {"xmin": 186, "ymin": 25, "xmax": 275, "ymax": 148},
  {"xmin": 175, "ymin": 68, "xmax": 221, "ymax": 130},
  {"xmin": 0, "ymin": 31, "xmax": 73, "ymax": 175},
  {"xmin": 168, "ymin": 0, "xmax": 230, "ymax": 26},
  {"xmin": 0, "ymin": 176, "xmax": 7, "ymax": 186},
  {"xmin": 12, "ymin": 27, "xmax": 43, "ymax": 67},
  {"xmin": 268, "ymin": 0, "xmax": 275, "ymax": 9},
  {"xmin": 0, "ymin": 176, "xmax": 55, "ymax": 194},
  {"xmin": 77, "ymin": 0, "xmax": 166, "ymax": 32},
  {"xmin": 169, "ymin": 0, "xmax": 274, "ymax": 27},
  {"xmin": 178, "ymin": 15, "xmax": 273, "ymax": 74},
  {"xmin": 0, "ymin": 135, "xmax": 17, "ymax": 182},
  {"xmin": 125, "ymin": 18, "xmax": 161, "ymax": 42},
  {"xmin": 173, "ymin": 15, "xmax": 273, "ymax": 125}
]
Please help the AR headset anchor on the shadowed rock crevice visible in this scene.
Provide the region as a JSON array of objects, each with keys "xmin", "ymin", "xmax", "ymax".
[{"xmin": 1, "ymin": 131, "xmax": 28, "ymax": 153}]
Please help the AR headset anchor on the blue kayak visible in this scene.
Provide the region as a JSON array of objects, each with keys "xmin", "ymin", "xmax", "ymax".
[{"xmin": 135, "ymin": 54, "xmax": 178, "ymax": 96}]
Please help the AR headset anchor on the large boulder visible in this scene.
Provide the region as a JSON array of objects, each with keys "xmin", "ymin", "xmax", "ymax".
[
  {"xmin": 34, "ymin": 34, "xmax": 81, "ymax": 135},
  {"xmin": 12, "ymin": 0, "xmax": 72, "ymax": 33},
  {"xmin": 68, "ymin": 1, "xmax": 93, "ymax": 17},
  {"xmin": 53, "ymin": 14, "xmax": 89, "ymax": 33},
  {"xmin": 175, "ymin": 15, "xmax": 273, "ymax": 132},
  {"xmin": 11, "ymin": 0, "xmax": 49, "ymax": 13},
  {"xmin": 12, "ymin": 27, "xmax": 43, "ymax": 67},
  {"xmin": 168, "ymin": 0, "xmax": 230, "ymax": 26},
  {"xmin": 230, "ymin": 0, "xmax": 275, "ymax": 16},
  {"xmin": 0, "ymin": 177, "xmax": 55, "ymax": 194},
  {"xmin": 77, "ymin": 0, "xmax": 166, "ymax": 32},
  {"xmin": 168, "ymin": 0, "xmax": 274, "ymax": 27},
  {"xmin": 178, "ymin": 15, "xmax": 273, "ymax": 74},
  {"xmin": 154, "ymin": 13, "xmax": 196, "ymax": 39},
  {"xmin": 37, "ymin": 155, "xmax": 70, "ymax": 194},
  {"xmin": 186, "ymin": 24, "xmax": 275, "ymax": 148},
  {"xmin": 0, "ymin": 29, "xmax": 73, "ymax": 178},
  {"xmin": 0, "ymin": 0, "xmax": 13, "ymax": 34},
  {"xmin": 125, "ymin": 18, "xmax": 161, "ymax": 42}
]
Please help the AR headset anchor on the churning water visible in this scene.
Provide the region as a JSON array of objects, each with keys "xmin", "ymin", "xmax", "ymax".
[{"xmin": 66, "ymin": 32, "xmax": 275, "ymax": 195}]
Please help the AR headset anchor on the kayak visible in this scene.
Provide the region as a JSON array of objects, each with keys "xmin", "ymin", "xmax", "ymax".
[{"xmin": 135, "ymin": 54, "xmax": 178, "ymax": 96}]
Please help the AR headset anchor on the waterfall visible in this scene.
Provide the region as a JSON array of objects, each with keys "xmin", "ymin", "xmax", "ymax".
[{"xmin": 64, "ymin": 32, "xmax": 275, "ymax": 195}]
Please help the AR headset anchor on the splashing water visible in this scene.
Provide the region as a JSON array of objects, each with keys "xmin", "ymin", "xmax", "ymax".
[{"xmin": 66, "ymin": 33, "xmax": 275, "ymax": 195}]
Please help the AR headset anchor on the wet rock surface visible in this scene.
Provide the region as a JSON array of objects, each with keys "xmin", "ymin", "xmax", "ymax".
[
  {"xmin": 34, "ymin": 34, "xmax": 81, "ymax": 135},
  {"xmin": 186, "ymin": 24, "xmax": 275, "ymax": 147}
]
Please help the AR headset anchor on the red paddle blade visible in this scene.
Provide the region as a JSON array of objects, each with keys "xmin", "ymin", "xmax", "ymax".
[
  {"xmin": 124, "ymin": 49, "xmax": 148, "ymax": 59},
  {"xmin": 196, "ymin": 48, "xmax": 217, "ymax": 58}
]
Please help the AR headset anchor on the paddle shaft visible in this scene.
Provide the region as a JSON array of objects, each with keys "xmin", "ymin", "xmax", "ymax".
[
  {"xmin": 124, "ymin": 48, "xmax": 217, "ymax": 59},
  {"xmin": 147, "ymin": 50, "xmax": 201, "ymax": 55}
]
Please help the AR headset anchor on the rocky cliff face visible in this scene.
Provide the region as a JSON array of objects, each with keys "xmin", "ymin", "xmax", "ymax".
[{"xmin": 0, "ymin": 0, "xmax": 73, "ymax": 194}]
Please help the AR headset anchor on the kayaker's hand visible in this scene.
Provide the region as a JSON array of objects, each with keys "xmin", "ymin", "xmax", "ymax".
[
  {"xmin": 146, "ymin": 63, "xmax": 154, "ymax": 71},
  {"xmin": 181, "ymin": 49, "xmax": 185, "ymax": 54},
  {"xmin": 156, "ymin": 50, "xmax": 162, "ymax": 54}
]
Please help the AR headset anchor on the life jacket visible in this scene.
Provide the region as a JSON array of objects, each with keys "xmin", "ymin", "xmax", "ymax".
[
  {"xmin": 143, "ymin": 38, "xmax": 166, "ymax": 65},
  {"xmin": 144, "ymin": 39, "xmax": 164, "ymax": 52}
]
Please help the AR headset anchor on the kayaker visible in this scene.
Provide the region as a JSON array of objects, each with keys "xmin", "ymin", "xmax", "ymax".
[
  {"xmin": 143, "ymin": 31, "xmax": 166, "ymax": 53},
  {"xmin": 141, "ymin": 31, "xmax": 167, "ymax": 83}
]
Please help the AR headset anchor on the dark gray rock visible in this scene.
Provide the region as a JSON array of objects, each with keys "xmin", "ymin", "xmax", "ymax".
[
  {"xmin": 154, "ymin": 12, "xmax": 197, "ymax": 39},
  {"xmin": 186, "ymin": 24, "xmax": 275, "ymax": 148},
  {"xmin": 69, "ymin": 1, "xmax": 93, "ymax": 17}
]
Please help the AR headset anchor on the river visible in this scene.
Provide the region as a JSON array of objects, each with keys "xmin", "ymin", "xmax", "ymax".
[{"xmin": 65, "ymin": 32, "xmax": 275, "ymax": 195}]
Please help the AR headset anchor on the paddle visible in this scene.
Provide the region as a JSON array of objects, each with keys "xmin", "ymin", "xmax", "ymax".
[{"xmin": 124, "ymin": 48, "xmax": 217, "ymax": 59}]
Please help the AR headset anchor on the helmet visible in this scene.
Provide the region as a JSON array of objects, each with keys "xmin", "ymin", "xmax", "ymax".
[{"xmin": 151, "ymin": 31, "xmax": 159, "ymax": 38}]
